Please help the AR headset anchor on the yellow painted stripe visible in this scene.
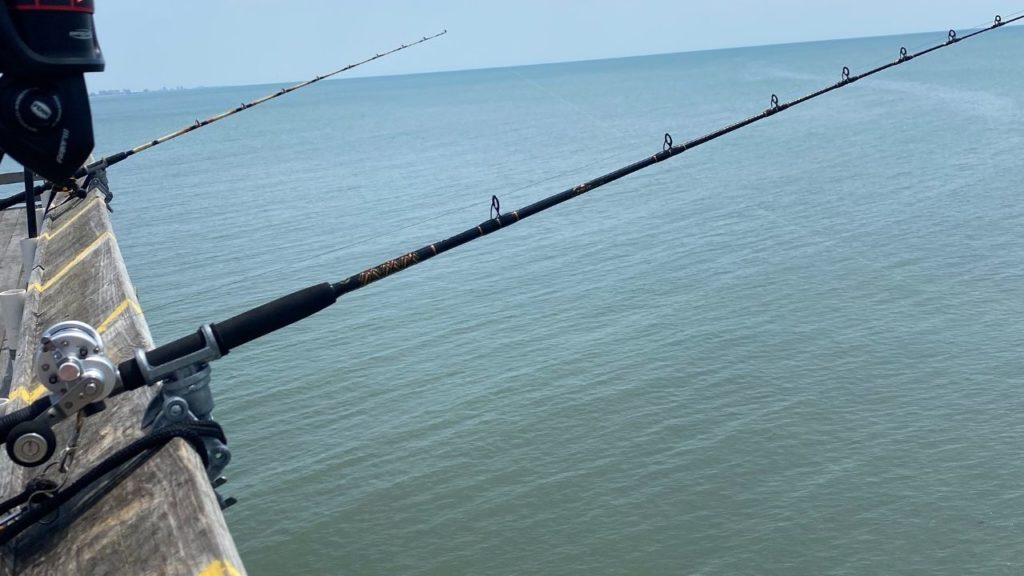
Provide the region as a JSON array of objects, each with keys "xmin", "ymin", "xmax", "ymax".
[
  {"xmin": 198, "ymin": 560, "xmax": 242, "ymax": 576},
  {"xmin": 28, "ymin": 230, "xmax": 111, "ymax": 293},
  {"xmin": 39, "ymin": 196, "xmax": 102, "ymax": 241},
  {"xmin": 7, "ymin": 384, "xmax": 47, "ymax": 405},
  {"xmin": 96, "ymin": 298, "xmax": 144, "ymax": 334}
]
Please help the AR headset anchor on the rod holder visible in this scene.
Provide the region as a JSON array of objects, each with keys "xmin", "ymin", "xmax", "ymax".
[
  {"xmin": 0, "ymin": 289, "xmax": 26, "ymax": 352},
  {"xmin": 19, "ymin": 238, "xmax": 36, "ymax": 286}
]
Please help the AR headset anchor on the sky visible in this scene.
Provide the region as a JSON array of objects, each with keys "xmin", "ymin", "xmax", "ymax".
[{"xmin": 89, "ymin": 1, "xmax": 1019, "ymax": 91}]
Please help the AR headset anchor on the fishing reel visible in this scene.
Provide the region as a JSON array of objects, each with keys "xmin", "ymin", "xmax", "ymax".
[
  {"xmin": 3, "ymin": 319, "xmax": 231, "ymax": 482},
  {"xmin": 5, "ymin": 321, "xmax": 114, "ymax": 467},
  {"xmin": 0, "ymin": 0, "xmax": 104, "ymax": 182}
]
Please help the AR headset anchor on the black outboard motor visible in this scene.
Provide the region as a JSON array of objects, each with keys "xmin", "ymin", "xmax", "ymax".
[{"xmin": 0, "ymin": 0, "xmax": 104, "ymax": 183}]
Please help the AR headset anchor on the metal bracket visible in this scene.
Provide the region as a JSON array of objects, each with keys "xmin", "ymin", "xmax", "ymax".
[
  {"xmin": 140, "ymin": 359, "xmax": 230, "ymax": 482},
  {"xmin": 133, "ymin": 324, "xmax": 221, "ymax": 387}
]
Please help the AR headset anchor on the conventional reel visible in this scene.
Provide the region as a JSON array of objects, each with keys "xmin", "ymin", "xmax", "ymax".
[
  {"xmin": 5, "ymin": 321, "xmax": 113, "ymax": 467},
  {"xmin": 3, "ymin": 321, "xmax": 230, "ymax": 483}
]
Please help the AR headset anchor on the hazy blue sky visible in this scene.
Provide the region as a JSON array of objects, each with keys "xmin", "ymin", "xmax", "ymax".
[{"xmin": 90, "ymin": 1, "xmax": 1017, "ymax": 91}]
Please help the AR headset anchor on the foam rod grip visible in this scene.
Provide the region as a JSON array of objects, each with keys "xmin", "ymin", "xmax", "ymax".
[{"xmin": 211, "ymin": 282, "xmax": 337, "ymax": 352}]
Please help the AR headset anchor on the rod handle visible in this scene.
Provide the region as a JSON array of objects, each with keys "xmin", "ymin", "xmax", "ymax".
[
  {"xmin": 212, "ymin": 282, "xmax": 337, "ymax": 351},
  {"xmin": 118, "ymin": 282, "xmax": 337, "ymax": 391}
]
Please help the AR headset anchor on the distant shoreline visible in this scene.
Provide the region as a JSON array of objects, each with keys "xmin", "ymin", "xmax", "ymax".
[{"xmin": 90, "ymin": 86, "xmax": 199, "ymax": 97}]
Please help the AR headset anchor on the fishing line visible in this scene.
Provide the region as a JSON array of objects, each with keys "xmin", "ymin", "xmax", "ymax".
[
  {"xmin": 507, "ymin": 67, "xmax": 644, "ymax": 143},
  {"xmin": 501, "ymin": 67, "xmax": 657, "ymax": 203}
]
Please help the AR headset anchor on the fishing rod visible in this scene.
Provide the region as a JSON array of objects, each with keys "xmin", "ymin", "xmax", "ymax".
[
  {"xmin": 0, "ymin": 13, "xmax": 1016, "ymax": 542},
  {"xmin": 0, "ymin": 29, "xmax": 448, "ymax": 210}
]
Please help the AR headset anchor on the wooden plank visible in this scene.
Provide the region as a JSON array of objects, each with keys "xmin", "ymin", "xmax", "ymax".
[{"xmin": 0, "ymin": 182, "xmax": 245, "ymax": 575}]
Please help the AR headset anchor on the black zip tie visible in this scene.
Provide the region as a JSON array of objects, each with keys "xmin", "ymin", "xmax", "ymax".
[
  {"xmin": 490, "ymin": 195, "xmax": 501, "ymax": 219},
  {"xmin": 663, "ymin": 133, "xmax": 673, "ymax": 152}
]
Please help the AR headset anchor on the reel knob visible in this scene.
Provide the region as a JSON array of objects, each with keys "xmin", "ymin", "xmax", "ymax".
[{"xmin": 5, "ymin": 420, "xmax": 56, "ymax": 467}]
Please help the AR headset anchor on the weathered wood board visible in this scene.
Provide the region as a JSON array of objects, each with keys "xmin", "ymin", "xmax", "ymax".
[{"xmin": 0, "ymin": 181, "xmax": 245, "ymax": 576}]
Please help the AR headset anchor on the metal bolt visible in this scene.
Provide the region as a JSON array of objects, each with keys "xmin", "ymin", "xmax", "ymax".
[
  {"xmin": 79, "ymin": 347, "xmax": 88, "ymax": 358},
  {"xmin": 60, "ymin": 340, "xmax": 68, "ymax": 348},
  {"xmin": 84, "ymin": 382, "xmax": 98, "ymax": 396},
  {"xmin": 214, "ymin": 452, "xmax": 224, "ymax": 460},
  {"xmin": 41, "ymin": 364, "xmax": 49, "ymax": 371},
  {"xmin": 48, "ymin": 375, "xmax": 58, "ymax": 384},
  {"xmin": 93, "ymin": 347, "xmax": 100, "ymax": 354},
  {"xmin": 168, "ymin": 404, "xmax": 184, "ymax": 417}
]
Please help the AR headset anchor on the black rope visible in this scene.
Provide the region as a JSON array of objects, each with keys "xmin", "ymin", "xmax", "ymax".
[
  {"xmin": 331, "ymin": 14, "xmax": 1021, "ymax": 298},
  {"xmin": 0, "ymin": 421, "xmax": 224, "ymax": 546},
  {"xmin": 0, "ymin": 478, "xmax": 57, "ymax": 519}
]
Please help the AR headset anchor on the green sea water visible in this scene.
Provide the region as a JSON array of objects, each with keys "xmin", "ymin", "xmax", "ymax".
[{"xmin": 91, "ymin": 26, "xmax": 1023, "ymax": 575}]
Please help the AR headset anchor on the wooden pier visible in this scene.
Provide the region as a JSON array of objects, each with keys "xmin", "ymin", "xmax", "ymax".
[{"xmin": 0, "ymin": 177, "xmax": 245, "ymax": 575}]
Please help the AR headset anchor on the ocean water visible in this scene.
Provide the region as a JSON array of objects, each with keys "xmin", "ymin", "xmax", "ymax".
[{"xmin": 90, "ymin": 27, "xmax": 1023, "ymax": 575}]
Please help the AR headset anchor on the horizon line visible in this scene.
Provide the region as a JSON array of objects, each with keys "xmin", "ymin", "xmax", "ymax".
[{"xmin": 90, "ymin": 21, "xmax": 1020, "ymax": 95}]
